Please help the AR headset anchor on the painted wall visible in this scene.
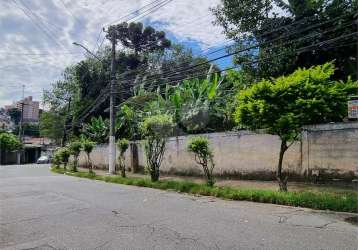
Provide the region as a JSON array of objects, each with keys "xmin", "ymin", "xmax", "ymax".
[{"xmin": 79, "ymin": 122, "xmax": 358, "ymax": 180}]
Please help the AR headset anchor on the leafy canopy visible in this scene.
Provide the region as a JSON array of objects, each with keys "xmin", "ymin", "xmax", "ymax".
[
  {"xmin": 235, "ymin": 62, "xmax": 358, "ymax": 141},
  {"xmin": 82, "ymin": 139, "xmax": 96, "ymax": 154},
  {"xmin": 140, "ymin": 114, "xmax": 174, "ymax": 138},
  {"xmin": 187, "ymin": 136, "xmax": 213, "ymax": 159},
  {"xmin": 68, "ymin": 141, "xmax": 82, "ymax": 156},
  {"xmin": 117, "ymin": 138, "xmax": 129, "ymax": 155},
  {"xmin": 58, "ymin": 147, "xmax": 71, "ymax": 163},
  {"xmin": 0, "ymin": 132, "xmax": 22, "ymax": 151},
  {"xmin": 82, "ymin": 116, "xmax": 109, "ymax": 143},
  {"xmin": 39, "ymin": 111, "xmax": 64, "ymax": 143},
  {"xmin": 211, "ymin": 0, "xmax": 357, "ymax": 79}
]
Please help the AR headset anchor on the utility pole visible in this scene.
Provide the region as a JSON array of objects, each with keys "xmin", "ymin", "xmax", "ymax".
[
  {"xmin": 107, "ymin": 26, "xmax": 117, "ymax": 175},
  {"xmin": 73, "ymin": 28, "xmax": 119, "ymax": 174},
  {"xmin": 62, "ymin": 97, "xmax": 71, "ymax": 147},
  {"xmin": 17, "ymin": 84, "xmax": 25, "ymax": 164},
  {"xmin": 18, "ymin": 84, "xmax": 25, "ymax": 142}
]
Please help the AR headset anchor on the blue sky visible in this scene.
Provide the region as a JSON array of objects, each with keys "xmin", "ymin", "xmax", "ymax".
[{"xmin": 0, "ymin": 0, "xmax": 233, "ymax": 107}]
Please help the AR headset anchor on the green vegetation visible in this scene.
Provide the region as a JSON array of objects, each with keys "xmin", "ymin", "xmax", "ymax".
[
  {"xmin": 39, "ymin": 111, "xmax": 64, "ymax": 144},
  {"xmin": 117, "ymin": 138, "xmax": 129, "ymax": 177},
  {"xmin": 140, "ymin": 114, "xmax": 174, "ymax": 181},
  {"xmin": 68, "ymin": 141, "xmax": 82, "ymax": 172},
  {"xmin": 51, "ymin": 167, "xmax": 358, "ymax": 213},
  {"xmin": 52, "ymin": 151, "xmax": 61, "ymax": 169},
  {"xmin": 82, "ymin": 139, "xmax": 96, "ymax": 173},
  {"xmin": 82, "ymin": 117, "xmax": 109, "ymax": 144},
  {"xmin": 187, "ymin": 136, "xmax": 215, "ymax": 186},
  {"xmin": 58, "ymin": 147, "xmax": 71, "ymax": 170},
  {"xmin": 42, "ymin": 22, "xmax": 213, "ymax": 145},
  {"xmin": 0, "ymin": 132, "xmax": 22, "ymax": 151},
  {"xmin": 235, "ymin": 63, "xmax": 358, "ymax": 191},
  {"xmin": 211, "ymin": 0, "xmax": 357, "ymax": 80}
]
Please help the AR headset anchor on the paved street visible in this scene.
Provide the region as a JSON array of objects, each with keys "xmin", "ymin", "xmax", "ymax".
[{"xmin": 0, "ymin": 164, "xmax": 357, "ymax": 250}]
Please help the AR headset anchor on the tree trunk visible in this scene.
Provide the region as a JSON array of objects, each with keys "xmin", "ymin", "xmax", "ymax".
[
  {"xmin": 120, "ymin": 158, "xmax": 126, "ymax": 178},
  {"xmin": 277, "ymin": 140, "xmax": 288, "ymax": 192},
  {"xmin": 73, "ymin": 157, "xmax": 78, "ymax": 172},
  {"xmin": 130, "ymin": 143, "xmax": 139, "ymax": 173},
  {"xmin": 88, "ymin": 154, "xmax": 93, "ymax": 173},
  {"xmin": 150, "ymin": 165, "xmax": 160, "ymax": 182}
]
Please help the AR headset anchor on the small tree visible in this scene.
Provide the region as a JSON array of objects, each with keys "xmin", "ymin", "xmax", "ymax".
[
  {"xmin": 68, "ymin": 141, "xmax": 82, "ymax": 172},
  {"xmin": 235, "ymin": 62, "xmax": 358, "ymax": 191},
  {"xmin": 0, "ymin": 132, "xmax": 22, "ymax": 151},
  {"xmin": 0, "ymin": 132, "xmax": 22, "ymax": 165},
  {"xmin": 52, "ymin": 150, "xmax": 62, "ymax": 169},
  {"xmin": 117, "ymin": 139, "xmax": 129, "ymax": 177},
  {"xmin": 187, "ymin": 136, "xmax": 215, "ymax": 186},
  {"xmin": 140, "ymin": 114, "xmax": 174, "ymax": 182},
  {"xmin": 59, "ymin": 147, "xmax": 71, "ymax": 170},
  {"xmin": 82, "ymin": 140, "xmax": 96, "ymax": 173}
]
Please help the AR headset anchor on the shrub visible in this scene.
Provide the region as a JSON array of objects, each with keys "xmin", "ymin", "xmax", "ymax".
[
  {"xmin": 117, "ymin": 138, "xmax": 129, "ymax": 177},
  {"xmin": 52, "ymin": 150, "xmax": 62, "ymax": 169},
  {"xmin": 82, "ymin": 139, "xmax": 96, "ymax": 173},
  {"xmin": 59, "ymin": 147, "xmax": 71, "ymax": 170},
  {"xmin": 0, "ymin": 132, "xmax": 22, "ymax": 151},
  {"xmin": 187, "ymin": 136, "xmax": 215, "ymax": 186},
  {"xmin": 140, "ymin": 114, "xmax": 174, "ymax": 181},
  {"xmin": 68, "ymin": 141, "xmax": 82, "ymax": 172}
]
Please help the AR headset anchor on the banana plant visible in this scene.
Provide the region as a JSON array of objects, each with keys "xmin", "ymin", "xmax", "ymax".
[{"xmin": 82, "ymin": 116, "xmax": 109, "ymax": 143}]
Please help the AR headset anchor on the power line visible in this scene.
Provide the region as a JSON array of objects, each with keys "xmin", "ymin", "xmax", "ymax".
[
  {"xmin": 96, "ymin": 0, "xmax": 175, "ymax": 53},
  {"xmin": 129, "ymin": 0, "xmax": 174, "ymax": 22},
  {"xmin": 115, "ymin": 18, "xmax": 356, "ymax": 91},
  {"xmin": 75, "ymin": 19, "xmax": 355, "ymax": 122},
  {"xmin": 115, "ymin": 26, "xmax": 357, "ymax": 97},
  {"xmin": 92, "ymin": 0, "xmax": 167, "ymax": 52},
  {"xmin": 62, "ymin": 11, "xmax": 356, "ymax": 126},
  {"xmin": 73, "ymin": 32, "xmax": 356, "ymax": 124},
  {"xmin": 10, "ymin": 0, "xmax": 71, "ymax": 52}
]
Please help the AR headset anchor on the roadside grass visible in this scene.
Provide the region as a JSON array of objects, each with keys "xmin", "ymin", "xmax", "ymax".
[{"xmin": 51, "ymin": 167, "xmax": 358, "ymax": 213}]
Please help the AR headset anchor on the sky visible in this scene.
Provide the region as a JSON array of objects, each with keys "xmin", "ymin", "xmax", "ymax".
[{"xmin": 0, "ymin": 0, "xmax": 232, "ymax": 108}]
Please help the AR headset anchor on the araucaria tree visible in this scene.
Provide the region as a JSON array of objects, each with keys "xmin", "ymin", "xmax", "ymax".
[
  {"xmin": 235, "ymin": 62, "xmax": 358, "ymax": 191},
  {"xmin": 187, "ymin": 136, "xmax": 216, "ymax": 186},
  {"xmin": 82, "ymin": 140, "xmax": 96, "ymax": 173},
  {"xmin": 117, "ymin": 139, "xmax": 129, "ymax": 177},
  {"xmin": 68, "ymin": 141, "xmax": 82, "ymax": 172},
  {"xmin": 140, "ymin": 114, "xmax": 174, "ymax": 182}
]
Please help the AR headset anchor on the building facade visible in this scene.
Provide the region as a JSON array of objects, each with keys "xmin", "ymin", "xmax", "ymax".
[{"xmin": 5, "ymin": 96, "xmax": 40, "ymax": 123}]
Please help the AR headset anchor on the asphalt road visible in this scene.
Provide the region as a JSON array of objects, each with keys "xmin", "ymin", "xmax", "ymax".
[{"xmin": 0, "ymin": 164, "xmax": 357, "ymax": 250}]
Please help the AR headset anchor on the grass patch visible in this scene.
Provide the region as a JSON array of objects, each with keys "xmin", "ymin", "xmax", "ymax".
[{"xmin": 51, "ymin": 167, "xmax": 358, "ymax": 213}]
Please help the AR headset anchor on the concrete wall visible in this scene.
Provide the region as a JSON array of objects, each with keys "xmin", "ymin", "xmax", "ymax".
[{"xmin": 79, "ymin": 122, "xmax": 358, "ymax": 181}]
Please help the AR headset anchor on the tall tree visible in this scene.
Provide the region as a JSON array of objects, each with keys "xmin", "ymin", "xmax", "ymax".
[
  {"xmin": 211, "ymin": 0, "xmax": 358, "ymax": 80},
  {"xmin": 39, "ymin": 112, "xmax": 64, "ymax": 144},
  {"xmin": 7, "ymin": 108, "xmax": 21, "ymax": 125}
]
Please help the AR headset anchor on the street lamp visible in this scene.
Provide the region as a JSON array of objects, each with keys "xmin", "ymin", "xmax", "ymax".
[{"xmin": 72, "ymin": 42, "xmax": 102, "ymax": 61}]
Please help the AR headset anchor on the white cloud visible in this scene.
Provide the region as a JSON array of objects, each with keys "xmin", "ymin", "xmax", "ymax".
[{"xmin": 0, "ymin": 0, "xmax": 225, "ymax": 107}]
